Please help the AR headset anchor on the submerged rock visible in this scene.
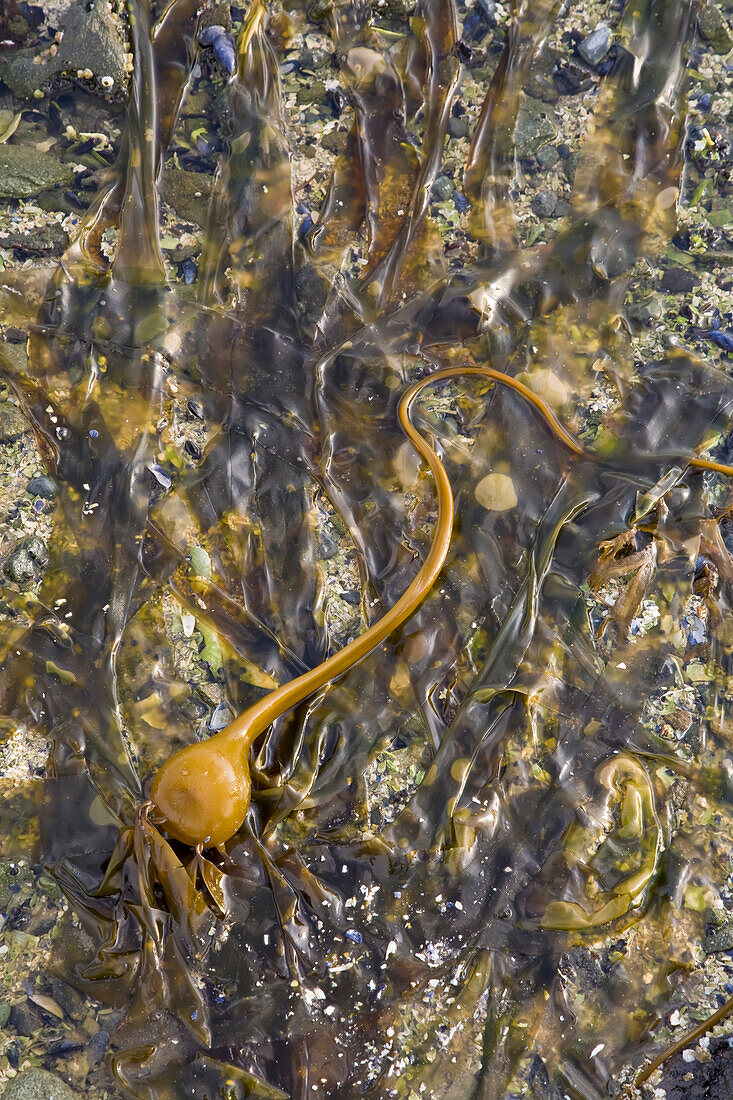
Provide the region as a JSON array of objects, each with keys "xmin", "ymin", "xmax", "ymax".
[
  {"xmin": 577, "ymin": 23, "xmax": 612, "ymax": 67},
  {"xmin": 0, "ymin": 401, "xmax": 29, "ymax": 440},
  {"xmin": 1, "ymin": 1068, "xmax": 78, "ymax": 1099},
  {"xmin": 0, "ymin": 0, "xmax": 127, "ymax": 98},
  {"xmin": 515, "ymin": 100, "xmax": 557, "ymax": 159},
  {"xmin": 160, "ymin": 168, "xmax": 214, "ymax": 226},
  {"xmin": 4, "ymin": 536, "xmax": 49, "ymax": 587},
  {"xmin": 697, "ymin": 4, "xmax": 733, "ymax": 53},
  {"xmin": 0, "ymin": 146, "xmax": 73, "ymax": 199}
]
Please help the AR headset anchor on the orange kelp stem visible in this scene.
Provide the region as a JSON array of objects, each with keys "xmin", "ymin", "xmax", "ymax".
[
  {"xmin": 150, "ymin": 366, "xmax": 583, "ymax": 846},
  {"xmin": 150, "ymin": 366, "xmax": 733, "ymax": 849}
]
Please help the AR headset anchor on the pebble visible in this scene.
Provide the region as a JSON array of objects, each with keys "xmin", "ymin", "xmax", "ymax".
[
  {"xmin": 4, "ymin": 537, "xmax": 49, "ymax": 587},
  {"xmin": 536, "ymin": 144, "xmax": 559, "ymax": 171},
  {"xmin": 448, "ymin": 117, "xmax": 469, "ymax": 139},
  {"xmin": 453, "ymin": 190, "xmax": 470, "ymax": 213},
  {"xmin": 187, "ymin": 398, "xmax": 205, "ymax": 420},
  {"xmin": 515, "ymin": 104, "xmax": 557, "ymax": 158},
  {"xmin": 661, "ymin": 266, "xmax": 698, "ymax": 293},
  {"xmin": 318, "ymin": 533, "xmax": 338, "ymax": 559},
  {"xmin": 531, "ymin": 188, "xmax": 557, "ymax": 217},
  {"xmin": 210, "ymin": 703, "xmax": 233, "ymax": 731},
  {"xmin": 577, "ymin": 23, "xmax": 613, "ymax": 67},
  {"xmin": 26, "ymin": 475, "xmax": 56, "ymax": 500},
  {"xmin": 475, "ymin": 473, "xmax": 518, "ymax": 512},
  {"xmin": 0, "ymin": 403, "xmax": 29, "ymax": 442},
  {"xmin": 697, "ymin": 4, "xmax": 733, "ymax": 53},
  {"xmin": 432, "ymin": 175, "xmax": 453, "ymax": 202}
]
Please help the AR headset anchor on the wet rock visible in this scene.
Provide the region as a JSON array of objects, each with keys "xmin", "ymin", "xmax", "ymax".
[
  {"xmin": 0, "ymin": 0, "xmax": 127, "ymax": 98},
  {"xmin": 661, "ymin": 266, "xmax": 698, "ymax": 293},
  {"xmin": 0, "ymin": 223, "xmax": 69, "ymax": 256},
  {"xmin": 626, "ymin": 294, "xmax": 663, "ymax": 324},
  {"xmin": 448, "ymin": 116, "xmax": 469, "ymax": 139},
  {"xmin": 1, "ymin": 1069, "xmax": 78, "ymax": 1100},
  {"xmin": 300, "ymin": 47, "xmax": 330, "ymax": 70},
  {"xmin": 46, "ymin": 977, "xmax": 85, "ymax": 1022},
  {"xmin": 536, "ymin": 144, "xmax": 559, "ymax": 170},
  {"xmin": 552, "ymin": 60, "xmax": 592, "ymax": 96},
  {"xmin": 0, "ymin": 402, "xmax": 29, "ymax": 441},
  {"xmin": 562, "ymin": 151, "xmax": 580, "ymax": 183},
  {"xmin": 531, "ymin": 188, "xmax": 557, "ymax": 217},
  {"xmin": 8, "ymin": 1000, "xmax": 46, "ymax": 1037},
  {"xmin": 297, "ymin": 79, "xmax": 326, "ymax": 106},
  {"xmin": 86, "ymin": 1029, "xmax": 110, "ymax": 1067},
  {"xmin": 432, "ymin": 175, "xmax": 454, "ymax": 201},
  {"xmin": 160, "ymin": 169, "xmax": 213, "ymax": 226},
  {"xmin": 319, "ymin": 532, "xmax": 338, "ymax": 559},
  {"xmin": 514, "ymin": 100, "xmax": 557, "ymax": 158},
  {"xmin": 697, "ymin": 4, "xmax": 733, "ymax": 53},
  {"xmin": 704, "ymin": 922, "xmax": 733, "ymax": 952},
  {"xmin": 577, "ymin": 23, "xmax": 612, "ymax": 67},
  {"xmin": 0, "ymin": 147, "xmax": 74, "ymax": 200},
  {"xmin": 523, "ymin": 72, "xmax": 559, "ymax": 105},
  {"xmin": 4, "ymin": 537, "xmax": 49, "ymax": 587},
  {"xmin": 322, "ymin": 130, "xmax": 345, "ymax": 154}
]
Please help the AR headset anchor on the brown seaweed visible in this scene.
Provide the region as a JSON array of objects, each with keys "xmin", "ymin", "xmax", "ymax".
[{"xmin": 0, "ymin": 0, "xmax": 732, "ymax": 1096}]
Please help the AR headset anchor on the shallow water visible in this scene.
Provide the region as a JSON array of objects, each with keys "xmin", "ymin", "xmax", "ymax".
[{"xmin": 0, "ymin": 0, "xmax": 733, "ymax": 1096}]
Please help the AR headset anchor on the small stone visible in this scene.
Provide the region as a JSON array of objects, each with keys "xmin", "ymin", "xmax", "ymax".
[
  {"xmin": 523, "ymin": 73, "xmax": 559, "ymax": 105},
  {"xmin": 8, "ymin": 1001, "xmax": 45, "ymax": 1037},
  {"xmin": 186, "ymin": 398, "xmax": 205, "ymax": 420},
  {"xmin": 661, "ymin": 266, "xmax": 698, "ymax": 293},
  {"xmin": 697, "ymin": 4, "xmax": 733, "ymax": 53},
  {"xmin": 4, "ymin": 537, "xmax": 49, "ymax": 587},
  {"xmin": 453, "ymin": 190, "xmax": 470, "ymax": 213},
  {"xmin": 552, "ymin": 60, "xmax": 591, "ymax": 96},
  {"xmin": 432, "ymin": 175, "xmax": 453, "ymax": 202},
  {"xmin": 87, "ymin": 1029, "xmax": 109, "ymax": 1067},
  {"xmin": 340, "ymin": 589, "xmax": 361, "ymax": 607},
  {"xmin": 563, "ymin": 151, "xmax": 581, "ymax": 183},
  {"xmin": 514, "ymin": 102, "xmax": 557, "ymax": 158},
  {"xmin": 210, "ymin": 703, "xmax": 233, "ymax": 731},
  {"xmin": 0, "ymin": 403, "xmax": 29, "ymax": 442},
  {"xmin": 301, "ymin": 47, "xmax": 330, "ymax": 69},
  {"xmin": 1, "ymin": 1069, "xmax": 78, "ymax": 1100},
  {"xmin": 626, "ymin": 294, "xmax": 663, "ymax": 324},
  {"xmin": 475, "ymin": 473, "xmax": 518, "ymax": 512},
  {"xmin": 448, "ymin": 116, "xmax": 469, "ymax": 139},
  {"xmin": 517, "ymin": 369, "xmax": 569, "ymax": 407},
  {"xmin": 577, "ymin": 23, "xmax": 613, "ymax": 67},
  {"xmin": 536, "ymin": 144, "xmax": 559, "ymax": 170},
  {"xmin": 26, "ymin": 475, "xmax": 56, "ymax": 500},
  {"xmin": 531, "ymin": 188, "xmax": 557, "ymax": 217},
  {"xmin": 322, "ymin": 130, "xmax": 345, "ymax": 154},
  {"xmin": 297, "ymin": 79, "xmax": 326, "ymax": 106},
  {"xmin": 318, "ymin": 533, "xmax": 338, "ymax": 559}
]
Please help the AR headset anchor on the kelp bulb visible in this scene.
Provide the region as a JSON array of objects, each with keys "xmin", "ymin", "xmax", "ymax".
[{"xmin": 151, "ymin": 737, "xmax": 251, "ymax": 848}]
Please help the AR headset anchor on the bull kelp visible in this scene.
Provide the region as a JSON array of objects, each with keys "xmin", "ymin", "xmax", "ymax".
[{"xmin": 0, "ymin": 0, "xmax": 732, "ymax": 1096}]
